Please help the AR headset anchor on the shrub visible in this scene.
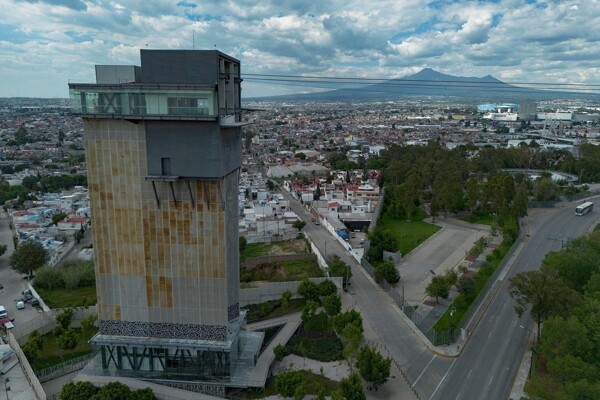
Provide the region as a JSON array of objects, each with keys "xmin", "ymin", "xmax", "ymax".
[
  {"xmin": 318, "ymin": 279, "xmax": 337, "ymax": 297},
  {"xmin": 374, "ymin": 261, "xmax": 400, "ymax": 284},
  {"xmin": 276, "ymin": 371, "xmax": 304, "ymax": 398}
]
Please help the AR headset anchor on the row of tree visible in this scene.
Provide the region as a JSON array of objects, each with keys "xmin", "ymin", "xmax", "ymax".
[{"xmin": 508, "ymin": 232, "xmax": 600, "ymax": 399}]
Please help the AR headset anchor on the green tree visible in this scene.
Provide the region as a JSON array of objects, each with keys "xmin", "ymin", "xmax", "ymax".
[
  {"xmin": 61, "ymin": 381, "xmax": 97, "ymax": 400},
  {"xmin": 56, "ymin": 308, "xmax": 75, "ymax": 330},
  {"xmin": 366, "ymin": 229, "xmax": 398, "ymax": 263},
  {"xmin": 9, "ymin": 240, "xmax": 49, "ymax": 278},
  {"xmin": 318, "ymin": 279, "xmax": 337, "ymax": 297},
  {"xmin": 509, "ymin": 266, "xmax": 580, "ymax": 344},
  {"xmin": 465, "ymin": 176, "xmax": 480, "ymax": 216},
  {"xmin": 293, "ymin": 220, "xmax": 307, "ymax": 233},
  {"xmin": 131, "ymin": 388, "xmax": 155, "ymax": 400},
  {"xmin": 443, "ymin": 268, "xmax": 458, "ymax": 287},
  {"xmin": 457, "ymin": 276, "xmax": 476, "ymax": 296},
  {"xmin": 92, "ymin": 381, "xmax": 131, "ymax": 400},
  {"xmin": 340, "ymin": 372, "xmax": 366, "ymax": 400},
  {"xmin": 340, "ymin": 323, "xmax": 364, "ymax": 360},
  {"xmin": 297, "ymin": 279, "xmax": 319, "ymax": 302},
  {"xmin": 512, "ymin": 183, "xmax": 528, "ymax": 218},
  {"xmin": 426, "ymin": 276, "xmax": 449, "ymax": 303},
  {"xmin": 57, "ymin": 328, "xmax": 78, "ymax": 356},
  {"xmin": 81, "ymin": 314, "xmax": 98, "ymax": 332},
  {"xmin": 27, "ymin": 329, "xmax": 44, "ymax": 351},
  {"xmin": 0, "ymin": 244, "xmax": 6, "ymax": 257},
  {"xmin": 274, "ymin": 344, "xmax": 286, "ymax": 361},
  {"xmin": 301, "ymin": 300, "xmax": 319, "ymax": 324},
  {"xmin": 374, "ymin": 260, "xmax": 400, "ymax": 284},
  {"xmin": 22, "ymin": 341, "xmax": 39, "ymax": 361},
  {"xmin": 547, "ymin": 355, "xmax": 598, "ymax": 386},
  {"xmin": 356, "ymin": 346, "xmax": 392, "ymax": 391},
  {"xmin": 275, "ymin": 370, "xmax": 304, "ymax": 398},
  {"xmin": 332, "ymin": 310, "xmax": 363, "ymax": 334},
  {"xmin": 239, "ymin": 236, "xmax": 247, "ymax": 254},
  {"xmin": 52, "ymin": 212, "xmax": 67, "ymax": 225},
  {"xmin": 281, "ymin": 290, "xmax": 292, "ymax": 310},
  {"xmin": 533, "ymin": 175, "xmax": 558, "ymax": 201},
  {"xmin": 323, "ymin": 293, "xmax": 342, "ymax": 316},
  {"xmin": 328, "ymin": 256, "xmax": 352, "ymax": 287},
  {"xmin": 295, "ymin": 152, "xmax": 306, "ymax": 160}
]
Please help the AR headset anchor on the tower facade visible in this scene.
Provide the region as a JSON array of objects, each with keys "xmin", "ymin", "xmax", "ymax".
[{"xmin": 69, "ymin": 50, "xmax": 259, "ymax": 386}]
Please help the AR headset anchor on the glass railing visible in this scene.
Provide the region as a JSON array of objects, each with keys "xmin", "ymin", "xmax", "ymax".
[{"xmin": 69, "ymin": 88, "xmax": 217, "ymax": 117}]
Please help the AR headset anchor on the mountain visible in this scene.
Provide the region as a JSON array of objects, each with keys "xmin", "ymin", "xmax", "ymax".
[{"xmin": 251, "ymin": 68, "xmax": 594, "ymax": 102}]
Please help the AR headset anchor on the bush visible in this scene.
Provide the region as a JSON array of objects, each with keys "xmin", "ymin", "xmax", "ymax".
[
  {"xmin": 318, "ymin": 279, "xmax": 337, "ymax": 297},
  {"xmin": 288, "ymin": 336, "xmax": 344, "ymax": 362},
  {"xmin": 35, "ymin": 260, "xmax": 95, "ymax": 290},
  {"xmin": 374, "ymin": 261, "xmax": 400, "ymax": 284},
  {"xmin": 276, "ymin": 371, "xmax": 304, "ymax": 398}
]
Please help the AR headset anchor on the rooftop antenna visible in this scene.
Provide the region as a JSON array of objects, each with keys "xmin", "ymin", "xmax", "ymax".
[{"xmin": 192, "ymin": 33, "xmax": 195, "ymax": 49}]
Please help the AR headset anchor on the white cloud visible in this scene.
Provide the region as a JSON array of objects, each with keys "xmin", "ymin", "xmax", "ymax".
[{"xmin": 1, "ymin": 0, "xmax": 600, "ymax": 97}]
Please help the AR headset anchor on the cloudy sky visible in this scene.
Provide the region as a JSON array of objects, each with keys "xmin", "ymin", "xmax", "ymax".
[{"xmin": 1, "ymin": 0, "xmax": 598, "ymax": 98}]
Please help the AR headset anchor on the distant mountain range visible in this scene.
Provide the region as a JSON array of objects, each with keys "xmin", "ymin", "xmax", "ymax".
[{"xmin": 250, "ymin": 68, "xmax": 596, "ymax": 102}]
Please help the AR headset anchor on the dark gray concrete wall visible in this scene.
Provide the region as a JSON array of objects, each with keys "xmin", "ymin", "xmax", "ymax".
[{"xmin": 141, "ymin": 50, "xmax": 220, "ymax": 84}]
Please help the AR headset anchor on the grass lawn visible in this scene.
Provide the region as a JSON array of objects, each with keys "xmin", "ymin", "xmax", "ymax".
[
  {"xmin": 34, "ymin": 286, "xmax": 97, "ymax": 308},
  {"xmin": 378, "ymin": 210, "xmax": 440, "ymax": 256},
  {"xmin": 241, "ymin": 259, "xmax": 324, "ymax": 283},
  {"xmin": 242, "ymin": 239, "xmax": 309, "ymax": 261},
  {"xmin": 433, "ymin": 233, "xmax": 514, "ymax": 333},
  {"xmin": 238, "ymin": 370, "xmax": 341, "ymax": 399},
  {"xmin": 459, "ymin": 214, "xmax": 495, "ymax": 226},
  {"xmin": 31, "ymin": 327, "xmax": 97, "ymax": 371}
]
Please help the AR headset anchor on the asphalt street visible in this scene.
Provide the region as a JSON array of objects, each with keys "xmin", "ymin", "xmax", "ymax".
[{"xmin": 282, "ymin": 190, "xmax": 599, "ymax": 400}]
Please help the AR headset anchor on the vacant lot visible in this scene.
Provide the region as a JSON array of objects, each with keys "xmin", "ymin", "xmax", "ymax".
[
  {"xmin": 241, "ymin": 259, "xmax": 324, "ymax": 283},
  {"xmin": 242, "ymin": 239, "xmax": 309, "ymax": 260}
]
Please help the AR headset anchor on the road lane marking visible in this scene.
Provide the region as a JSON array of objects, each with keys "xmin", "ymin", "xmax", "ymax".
[
  {"xmin": 466, "ymin": 369, "xmax": 473, "ymax": 380},
  {"xmin": 413, "ymin": 354, "xmax": 436, "ymax": 386},
  {"xmin": 429, "ymin": 358, "xmax": 457, "ymax": 400},
  {"xmin": 489, "ymin": 376, "xmax": 494, "ymax": 385}
]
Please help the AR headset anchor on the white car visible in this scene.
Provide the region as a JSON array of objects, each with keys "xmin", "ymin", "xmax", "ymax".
[{"xmin": 16, "ymin": 301, "xmax": 25, "ymax": 310}]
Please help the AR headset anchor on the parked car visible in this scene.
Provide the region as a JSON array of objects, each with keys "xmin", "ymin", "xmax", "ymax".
[
  {"xmin": 30, "ymin": 298, "xmax": 40, "ymax": 307},
  {"xmin": 16, "ymin": 301, "xmax": 25, "ymax": 310},
  {"xmin": 0, "ymin": 319, "xmax": 13, "ymax": 330},
  {"xmin": 22, "ymin": 289, "xmax": 33, "ymax": 301}
]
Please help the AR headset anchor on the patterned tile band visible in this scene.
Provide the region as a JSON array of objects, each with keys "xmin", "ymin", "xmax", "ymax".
[
  {"xmin": 227, "ymin": 303, "xmax": 240, "ymax": 321},
  {"xmin": 99, "ymin": 320, "xmax": 228, "ymax": 341}
]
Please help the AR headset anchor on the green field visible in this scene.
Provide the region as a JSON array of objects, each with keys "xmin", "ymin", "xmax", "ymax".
[
  {"xmin": 31, "ymin": 327, "xmax": 97, "ymax": 371},
  {"xmin": 241, "ymin": 259, "xmax": 324, "ymax": 283},
  {"xmin": 377, "ymin": 210, "xmax": 440, "ymax": 256},
  {"xmin": 34, "ymin": 286, "xmax": 97, "ymax": 308},
  {"xmin": 242, "ymin": 239, "xmax": 309, "ymax": 261}
]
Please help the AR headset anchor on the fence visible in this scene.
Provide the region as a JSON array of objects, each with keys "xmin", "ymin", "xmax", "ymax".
[
  {"xmin": 244, "ymin": 232, "xmax": 297, "ymax": 244},
  {"xmin": 12, "ymin": 311, "xmax": 56, "ymax": 344},
  {"xmin": 7, "ymin": 331, "xmax": 46, "ymax": 400},
  {"xmin": 35, "ymin": 351, "xmax": 97, "ymax": 383}
]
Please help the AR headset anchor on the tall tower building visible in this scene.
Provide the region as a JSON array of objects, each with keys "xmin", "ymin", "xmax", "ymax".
[{"xmin": 69, "ymin": 50, "xmax": 261, "ymax": 392}]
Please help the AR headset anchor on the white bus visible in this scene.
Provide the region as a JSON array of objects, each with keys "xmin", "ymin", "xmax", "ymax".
[{"xmin": 575, "ymin": 201, "xmax": 594, "ymax": 216}]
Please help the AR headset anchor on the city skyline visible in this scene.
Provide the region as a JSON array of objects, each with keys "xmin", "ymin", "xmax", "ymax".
[{"xmin": 1, "ymin": 0, "xmax": 599, "ymax": 98}]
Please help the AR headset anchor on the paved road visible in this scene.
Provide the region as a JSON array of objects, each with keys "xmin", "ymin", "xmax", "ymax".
[
  {"xmin": 283, "ymin": 191, "xmax": 599, "ymax": 400},
  {"xmin": 428, "ymin": 204, "xmax": 598, "ymax": 400}
]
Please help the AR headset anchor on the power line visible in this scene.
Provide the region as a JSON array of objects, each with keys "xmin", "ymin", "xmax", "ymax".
[{"xmin": 242, "ymin": 72, "xmax": 600, "ymax": 89}]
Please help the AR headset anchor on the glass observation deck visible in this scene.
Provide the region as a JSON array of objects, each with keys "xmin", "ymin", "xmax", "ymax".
[{"xmin": 68, "ymin": 84, "xmax": 218, "ymax": 120}]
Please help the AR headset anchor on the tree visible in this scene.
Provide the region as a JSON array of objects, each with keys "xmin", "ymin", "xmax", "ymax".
[
  {"xmin": 52, "ymin": 212, "xmax": 67, "ymax": 226},
  {"xmin": 0, "ymin": 244, "xmax": 6, "ymax": 257},
  {"xmin": 443, "ymin": 268, "xmax": 458, "ymax": 287},
  {"xmin": 27, "ymin": 329, "xmax": 44, "ymax": 351},
  {"xmin": 509, "ymin": 266, "xmax": 580, "ymax": 344},
  {"xmin": 318, "ymin": 279, "xmax": 337, "ymax": 297},
  {"xmin": 275, "ymin": 370, "xmax": 304, "ymax": 398},
  {"xmin": 301, "ymin": 300, "xmax": 319, "ymax": 324},
  {"xmin": 9, "ymin": 240, "xmax": 49, "ymax": 278},
  {"xmin": 239, "ymin": 236, "xmax": 247, "ymax": 254},
  {"xmin": 457, "ymin": 276, "xmax": 476, "ymax": 297},
  {"xmin": 292, "ymin": 220, "xmax": 307, "ymax": 233},
  {"xmin": 512, "ymin": 183, "xmax": 528, "ymax": 218},
  {"xmin": 374, "ymin": 260, "xmax": 400, "ymax": 284},
  {"xmin": 56, "ymin": 308, "xmax": 75, "ymax": 330},
  {"xmin": 22, "ymin": 341, "xmax": 39, "ymax": 361},
  {"xmin": 340, "ymin": 323, "xmax": 364, "ymax": 360},
  {"xmin": 366, "ymin": 229, "xmax": 398, "ymax": 263},
  {"xmin": 295, "ymin": 152, "xmax": 306, "ymax": 161},
  {"xmin": 547, "ymin": 355, "xmax": 598, "ymax": 386},
  {"xmin": 81, "ymin": 314, "xmax": 98, "ymax": 332},
  {"xmin": 61, "ymin": 381, "xmax": 97, "ymax": 400},
  {"xmin": 297, "ymin": 279, "xmax": 319, "ymax": 302},
  {"xmin": 92, "ymin": 381, "xmax": 131, "ymax": 399},
  {"xmin": 323, "ymin": 294, "xmax": 342, "ymax": 316},
  {"xmin": 131, "ymin": 388, "xmax": 155, "ymax": 400},
  {"xmin": 281, "ymin": 290, "xmax": 292, "ymax": 310},
  {"xmin": 57, "ymin": 329, "xmax": 78, "ymax": 355},
  {"xmin": 332, "ymin": 309, "xmax": 363, "ymax": 334},
  {"xmin": 340, "ymin": 372, "xmax": 366, "ymax": 400},
  {"xmin": 58, "ymin": 129, "xmax": 65, "ymax": 145},
  {"xmin": 426, "ymin": 276, "xmax": 449, "ymax": 303},
  {"xmin": 314, "ymin": 183, "xmax": 321, "ymax": 201},
  {"xmin": 274, "ymin": 344, "xmax": 286, "ymax": 361},
  {"xmin": 328, "ymin": 256, "xmax": 352, "ymax": 287},
  {"xmin": 356, "ymin": 346, "xmax": 392, "ymax": 391}
]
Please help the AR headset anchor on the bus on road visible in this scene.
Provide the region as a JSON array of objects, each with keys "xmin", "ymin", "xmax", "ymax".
[{"xmin": 575, "ymin": 201, "xmax": 594, "ymax": 216}]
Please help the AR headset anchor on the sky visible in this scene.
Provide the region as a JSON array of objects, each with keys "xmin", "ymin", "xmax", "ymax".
[{"xmin": 1, "ymin": 0, "xmax": 599, "ymax": 98}]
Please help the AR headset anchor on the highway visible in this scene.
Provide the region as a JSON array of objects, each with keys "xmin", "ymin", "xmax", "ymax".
[{"xmin": 282, "ymin": 190, "xmax": 599, "ymax": 400}]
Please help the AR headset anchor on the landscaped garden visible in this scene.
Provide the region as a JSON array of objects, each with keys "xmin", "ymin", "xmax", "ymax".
[{"xmin": 377, "ymin": 209, "xmax": 440, "ymax": 256}]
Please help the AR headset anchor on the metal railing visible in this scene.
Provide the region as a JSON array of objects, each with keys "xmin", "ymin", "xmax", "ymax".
[{"xmin": 35, "ymin": 351, "xmax": 97, "ymax": 383}]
